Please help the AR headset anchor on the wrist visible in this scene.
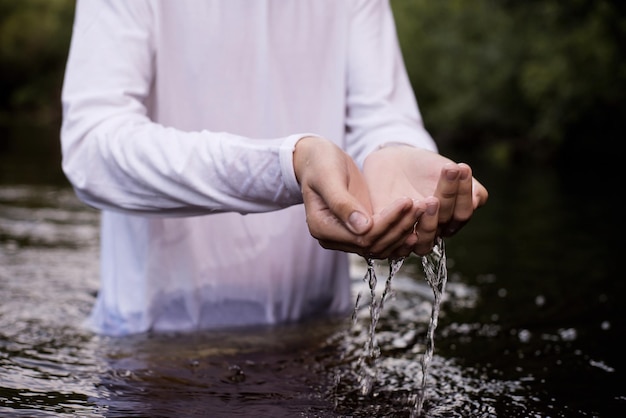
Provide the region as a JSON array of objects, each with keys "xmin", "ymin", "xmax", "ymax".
[{"xmin": 293, "ymin": 136, "xmax": 324, "ymax": 185}]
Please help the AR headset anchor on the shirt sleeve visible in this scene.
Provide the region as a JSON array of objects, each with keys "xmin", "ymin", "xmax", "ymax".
[
  {"xmin": 60, "ymin": 0, "xmax": 304, "ymax": 217},
  {"xmin": 344, "ymin": 0, "xmax": 438, "ymax": 168}
]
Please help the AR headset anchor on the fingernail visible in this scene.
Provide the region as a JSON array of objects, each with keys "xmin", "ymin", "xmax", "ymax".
[
  {"xmin": 446, "ymin": 169, "xmax": 459, "ymax": 181},
  {"xmin": 426, "ymin": 202, "xmax": 438, "ymax": 215},
  {"xmin": 348, "ymin": 211, "xmax": 369, "ymax": 233}
]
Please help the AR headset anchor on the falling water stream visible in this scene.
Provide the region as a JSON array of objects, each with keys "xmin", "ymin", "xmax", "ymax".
[
  {"xmin": 356, "ymin": 237, "xmax": 447, "ymax": 417},
  {"xmin": 414, "ymin": 237, "xmax": 447, "ymax": 416},
  {"xmin": 355, "ymin": 257, "xmax": 406, "ymax": 396}
]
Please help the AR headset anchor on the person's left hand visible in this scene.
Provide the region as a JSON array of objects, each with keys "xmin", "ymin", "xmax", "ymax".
[{"xmin": 363, "ymin": 145, "xmax": 488, "ymax": 257}]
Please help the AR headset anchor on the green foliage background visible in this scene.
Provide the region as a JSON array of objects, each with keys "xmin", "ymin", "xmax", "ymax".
[
  {"xmin": 392, "ymin": 0, "xmax": 626, "ymax": 166},
  {"xmin": 0, "ymin": 0, "xmax": 74, "ymax": 124},
  {"xmin": 1, "ymin": 0, "xmax": 624, "ymax": 169}
]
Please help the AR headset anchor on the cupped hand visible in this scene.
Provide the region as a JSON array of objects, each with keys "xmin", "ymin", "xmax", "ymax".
[
  {"xmin": 363, "ymin": 145, "xmax": 488, "ymax": 257},
  {"xmin": 293, "ymin": 137, "xmax": 425, "ymax": 259}
]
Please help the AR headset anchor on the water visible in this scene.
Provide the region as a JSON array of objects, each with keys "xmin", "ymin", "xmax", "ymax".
[
  {"xmin": 415, "ymin": 238, "xmax": 447, "ymax": 417},
  {"xmin": 1, "ymin": 146, "xmax": 625, "ymax": 416},
  {"xmin": 0, "ymin": 185, "xmax": 521, "ymax": 417},
  {"xmin": 353, "ymin": 240, "xmax": 447, "ymax": 417},
  {"xmin": 354, "ymin": 257, "xmax": 405, "ymax": 397}
]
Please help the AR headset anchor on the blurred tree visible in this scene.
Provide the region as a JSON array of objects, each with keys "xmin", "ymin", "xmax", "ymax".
[
  {"xmin": 391, "ymin": 0, "xmax": 626, "ymax": 166},
  {"xmin": 512, "ymin": 0, "xmax": 626, "ymax": 168},
  {"xmin": 0, "ymin": 0, "xmax": 75, "ymax": 127}
]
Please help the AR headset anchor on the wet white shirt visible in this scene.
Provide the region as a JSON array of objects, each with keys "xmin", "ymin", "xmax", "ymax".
[{"xmin": 61, "ymin": 0, "xmax": 436, "ymax": 335}]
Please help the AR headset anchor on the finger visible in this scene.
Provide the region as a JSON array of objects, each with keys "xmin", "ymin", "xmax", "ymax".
[
  {"xmin": 439, "ymin": 163, "xmax": 474, "ymax": 237},
  {"xmin": 361, "ymin": 198, "xmax": 416, "ymax": 258},
  {"xmin": 318, "ymin": 173, "xmax": 374, "ymax": 236},
  {"xmin": 317, "ymin": 238, "xmax": 367, "ymax": 257},
  {"xmin": 433, "ymin": 163, "xmax": 461, "ymax": 224},
  {"xmin": 368, "ymin": 204, "xmax": 427, "ymax": 259},
  {"xmin": 295, "ymin": 136, "xmax": 374, "ymax": 236},
  {"xmin": 412, "ymin": 198, "xmax": 439, "ymax": 256},
  {"xmin": 473, "ymin": 178, "xmax": 489, "ymax": 208},
  {"xmin": 453, "ymin": 163, "xmax": 474, "ymax": 220},
  {"xmin": 312, "ymin": 196, "xmax": 414, "ymax": 258},
  {"xmin": 439, "ymin": 218, "xmax": 468, "ymax": 238},
  {"xmin": 303, "ymin": 187, "xmax": 369, "ymax": 244}
]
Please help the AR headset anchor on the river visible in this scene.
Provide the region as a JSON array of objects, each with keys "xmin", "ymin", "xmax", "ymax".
[{"xmin": 0, "ymin": 132, "xmax": 623, "ymax": 417}]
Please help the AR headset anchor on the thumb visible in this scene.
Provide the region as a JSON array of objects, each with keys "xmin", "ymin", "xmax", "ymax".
[
  {"xmin": 307, "ymin": 178, "xmax": 373, "ymax": 236},
  {"xmin": 294, "ymin": 136, "xmax": 373, "ymax": 236},
  {"xmin": 347, "ymin": 208, "xmax": 371, "ymax": 235},
  {"xmin": 323, "ymin": 171, "xmax": 373, "ymax": 236},
  {"xmin": 301, "ymin": 183, "xmax": 373, "ymax": 242}
]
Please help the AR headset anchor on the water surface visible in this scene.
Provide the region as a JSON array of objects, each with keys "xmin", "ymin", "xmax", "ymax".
[{"xmin": 0, "ymin": 151, "xmax": 624, "ymax": 417}]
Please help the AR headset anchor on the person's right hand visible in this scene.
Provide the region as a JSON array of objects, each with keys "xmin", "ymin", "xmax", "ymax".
[{"xmin": 293, "ymin": 136, "xmax": 423, "ymax": 259}]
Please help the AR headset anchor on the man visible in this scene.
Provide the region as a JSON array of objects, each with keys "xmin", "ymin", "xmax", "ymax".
[{"xmin": 61, "ymin": 0, "xmax": 487, "ymax": 335}]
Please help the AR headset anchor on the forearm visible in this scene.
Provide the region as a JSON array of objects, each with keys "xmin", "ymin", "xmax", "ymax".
[
  {"xmin": 61, "ymin": 0, "xmax": 307, "ymax": 216},
  {"xmin": 61, "ymin": 116, "xmax": 305, "ymax": 216}
]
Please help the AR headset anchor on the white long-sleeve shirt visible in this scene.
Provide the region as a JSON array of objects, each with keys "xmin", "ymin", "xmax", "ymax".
[{"xmin": 61, "ymin": 0, "xmax": 436, "ymax": 335}]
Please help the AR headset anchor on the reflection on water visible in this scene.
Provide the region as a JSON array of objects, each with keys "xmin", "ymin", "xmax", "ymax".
[{"xmin": 1, "ymin": 160, "xmax": 624, "ymax": 417}]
